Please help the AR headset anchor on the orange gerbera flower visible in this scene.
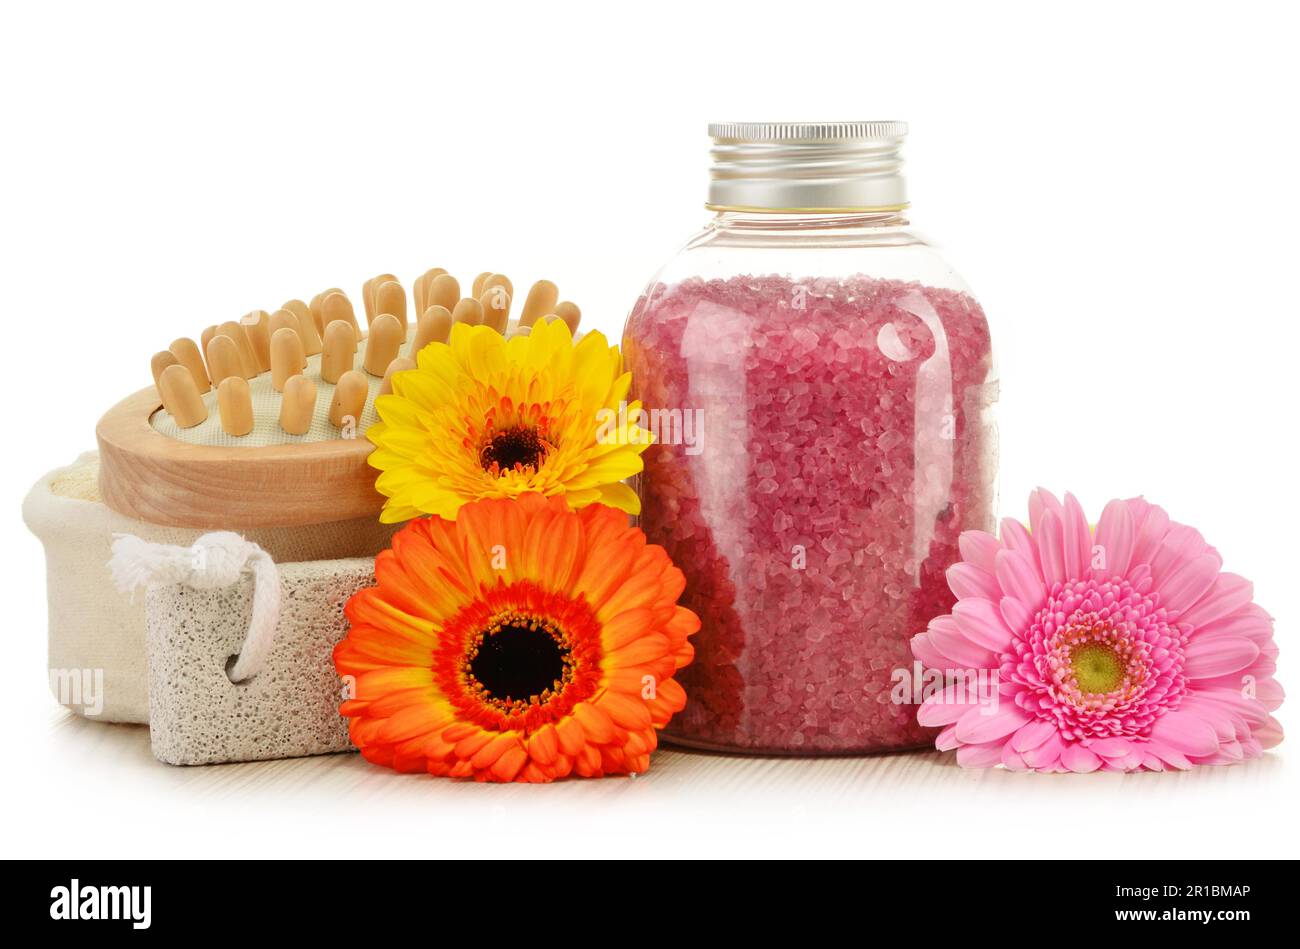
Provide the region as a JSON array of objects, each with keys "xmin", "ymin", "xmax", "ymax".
[{"xmin": 333, "ymin": 493, "xmax": 698, "ymax": 782}]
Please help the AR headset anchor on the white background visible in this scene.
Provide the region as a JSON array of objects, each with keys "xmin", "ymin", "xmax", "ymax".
[{"xmin": 2, "ymin": 0, "xmax": 1297, "ymax": 858}]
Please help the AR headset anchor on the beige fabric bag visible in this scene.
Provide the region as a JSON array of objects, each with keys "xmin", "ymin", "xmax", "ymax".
[{"xmin": 22, "ymin": 451, "xmax": 397, "ymax": 723}]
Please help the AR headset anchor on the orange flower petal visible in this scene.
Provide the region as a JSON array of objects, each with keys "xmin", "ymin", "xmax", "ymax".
[
  {"xmin": 601, "ymin": 608, "xmax": 656, "ymax": 652},
  {"xmin": 489, "ymin": 744, "xmax": 529, "ymax": 782},
  {"xmin": 377, "ymin": 702, "xmax": 449, "ymax": 743},
  {"xmin": 471, "ymin": 732, "xmax": 521, "ymax": 771},
  {"xmin": 648, "ymin": 677, "xmax": 688, "ymax": 723},
  {"xmin": 527, "ymin": 724, "xmax": 560, "ymax": 766},
  {"xmin": 607, "ymin": 633, "xmax": 672, "ymax": 669},
  {"xmin": 572, "ymin": 701, "xmax": 616, "ymax": 744},
  {"xmin": 596, "ymin": 690, "xmax": 653, "ymax": 730},
  {"xmin": 555, "ymin": 715, "xmax": 587, "ymax": 756},
  {"xmin": 453, "ymin": 729, "xmax": 495, "ymax": 759}
]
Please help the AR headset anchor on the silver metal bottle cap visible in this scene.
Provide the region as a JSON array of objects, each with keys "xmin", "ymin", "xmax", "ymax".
[{"xmin": 707, "ymin": 121, "xmax": 909, "ymax": 213}]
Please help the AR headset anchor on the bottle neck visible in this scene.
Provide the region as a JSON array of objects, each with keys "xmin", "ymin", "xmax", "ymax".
[{"xmin": 709, "ymin": 209, "xmax": 910, "ymax": 231}]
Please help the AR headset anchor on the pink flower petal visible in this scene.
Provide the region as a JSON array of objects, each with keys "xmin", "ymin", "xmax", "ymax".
[
  {"xmin": 1217, "ymin": 740, "xmax": 1245, "ymax": 761},
  {"xmin": 926, "ymin": 616, "xmax": 997, "ymax": 668},
  {"xmin": 1150, "ymin": 711, "xmax": 1220, "ymax": 757},
  {"xmin": 1256, "ymin": 678, "xmax": 1286, "ymax": 713},
  {"xmin": 994, "ymin": 549, "xmax": 1046, "ymax": 611},
  {"xmin": 1197, "ymin": 610, "xmax": 1272, "ymax": 646},
  {"xmin": 1149, "ymin": 524, "xmax": 1216, "ymax": 588},
  {"xmin": 951, "ymin": 598, "xmax": 1014, "ymax": 653},
  {"xmin": 1128, "ymin": 498, "xmax": 1171, "ymax": 567},
  {"xmin": 1028, "ymin": 487, "xmax": 1063, "ymax": 536},
  {"xmin": 999, "ymin": 596, "xmax": 1033, "ymax": 638},
  {"xmin": 1093, "ymin": 498, "xmax": 1135, "ymax": 580},
  {"xmin": 946, "ymin": 562, "xmax": 1002, "ymax": 601},
  {"xmin": 1010, "ymin": 719, "xmax": 1058, "ymax": 752},
  {"xmin": 1088, "ymin": 737, "xmax": 1136, "ymax": 758},
  {"xmin": 1000, "ymin": 743, "xmax": 1031, "ymax": 771},
  {"xmin": 1158, "ymin": 552, "xmax": 1222, "ymax": 615},
  {"xmin": 1192, "ymin": 687, "xmax": 1270, "ymax": 727},
  {"xmin": 1000, "ymin": 517, "xmax": 1041, "ymax": 575},
  {"xmin": 1062, "ymin": 492, "xmax": 1092, "ymax": 579},
  {"xmin": 1143, "ymin": 740, "xmax": 1192, "ymax": 770},
  {"xmin": 1255, "ymin": 716, "xmax": 1284, "ymax": 750},
  {"xmin": 909, "ymin": 631, "xmax": 949, "ymax": 669},
  {"xmin": 954, "ymin": 704, "xmax": 1029, "ymax": 744},
  {"xmin": 1178, "ymin": 573, "xmax": 1254, "ymax": 629},
  {"xmin": 917, "ymin": 694, "xmax": 984, "ymax": 727},
  {"xmin": 957, "ymin": 529, "xmax": 1001, "ymax": 575},
  {"xmin": 1036, "ymin": 510, "xmax": 1068, "ymax": 588},
  {"xmin": 1177, "ymin": 697, "xmax": 1238, "ymax": 742},
  {"xmin": 955, "ymin": 741, "xmax": 1006, "ymax": 768},
  {"xmin": 935, "ymin": 724, "xmax": 960, "ymax": 751},
  {"xmin": 1184, "ymin": 636, "xmax": 1260, "ymax": 678},
  {"xmin": 1120, "ymin": 749, "xmax": 1147, "ymax": 771},
  {"xmin": 1187, "ymin": 746, "xmax": 1244, "ymax": 766},
  {"xmin": 1020, "ymin": 733, "xmax": 1065, "ymax": 770},
  {"xmin": 1060, "ymin": 743, "xmax": 1102, "ymax": 773}
]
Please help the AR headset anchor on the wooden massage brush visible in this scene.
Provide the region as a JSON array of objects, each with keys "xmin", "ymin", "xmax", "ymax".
[{"xmin": 96, "ymin": 270, "xmax": 583, "ymax": 528}]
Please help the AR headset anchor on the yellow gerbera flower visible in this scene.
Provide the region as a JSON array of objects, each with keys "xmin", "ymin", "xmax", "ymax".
[{"xmin": 367, "ymin": 319, "xmax": 652, "ymax": 522}]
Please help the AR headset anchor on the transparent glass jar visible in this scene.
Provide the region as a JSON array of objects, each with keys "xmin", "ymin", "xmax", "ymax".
[{"xmin": 622, "ymin": 122, "xmax": 997, "ymax": 754}]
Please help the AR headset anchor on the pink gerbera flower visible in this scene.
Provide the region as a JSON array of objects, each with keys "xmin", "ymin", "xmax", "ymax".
[{"xmin": 912, "ymin": 490, "xmax": 1284, "ymax": 772}]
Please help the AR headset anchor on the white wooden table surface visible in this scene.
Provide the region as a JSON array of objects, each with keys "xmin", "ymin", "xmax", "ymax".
[{"xmin": 17, "ymin": 705, "xmax": 1293, "ymax": 859}]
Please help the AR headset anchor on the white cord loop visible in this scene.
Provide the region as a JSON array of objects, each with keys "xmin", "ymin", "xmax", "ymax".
[{"xmin": 108, "ymin": 531, "xmax": 281, "ymax": 683}]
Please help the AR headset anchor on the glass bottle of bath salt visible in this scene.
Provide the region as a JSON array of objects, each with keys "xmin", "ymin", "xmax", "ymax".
[{"xmin": 622, "ymin": 121, "xmax": 997, "ymax": 754}]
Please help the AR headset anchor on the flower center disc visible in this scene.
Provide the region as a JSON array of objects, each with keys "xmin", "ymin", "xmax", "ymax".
[
  {"xmin": 480, "ymin": 426, "xmax": 549, "ymax": 475},
  {"xmin": 466, "ymin": 614, "xmax": 572, "ymax": 711},
  {"xmin": 1069, "ymin": 642, "xmax": 1124, "ymax": 694}
]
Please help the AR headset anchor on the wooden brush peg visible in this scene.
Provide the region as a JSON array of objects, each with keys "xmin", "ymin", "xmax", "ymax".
[
  {"xmin": 217, "ymin": 376, "xmax": 254, "ymax": 436},
  {"xmin": 374, "ymin": 280, "xmax": 407, "ymax": 330},
  {"xmin": 309, "ymin": 288, "xmax": 343, "ymax": 335},
  {"xmin": 482, "ymin": 273, "xmax": 513, "ymax": 299},
  {"xmin": 268, "ymin": 308, "xmax": 297, "ymax": 337},
  {"xmin": 427, "ymin": 273, "xmax": 460, "ymax": 312},
  {"xmin": 471, "ymin": 272, "xmax": 493, "ymax": 298},
  {"xmin": 279, "ymin": 374, "xmax": 317, "ymax": 436},
  {"xmin": 519, "ymin": 279, "xmax": 559, "ymax": 328},
  {"xmin": 321, "ymin": 320, "xmax": 355, "ymax": 384},
  {"xmin": 411, "ymin": 305, "xmax": 453, "ymax": 356},
  {"xmin": 379, "ymin": 356, "xmax": 415, "ymax": 396},
  {"xmin": 281, "ymin": 299, "xmax": 322, "ymax": 355},
  {"xmin": 158, "ymin": 364, "xmax": 208, "ymax": 429},
  {"xmin": 169, "ymin": 338, "xmax": 211, "ymax": 393},
  {"xmin": 480, "ymin": 288, "xmax": 510, "ymax": 333},
  {"xmin": 241, "ymin": 310, "xmax": 273, "ymax": 372},
  {"xmin": 271, "ymin": 327, "xmax": 306, "ymax": 391},
  {"xmin": 329, "ymin": 370, "xmax": 368, "ymax": 429},
  {"xmin": 414, "ymin": 268, "xmax": 447, "ymax": 315},
  {"xmin": 200, "ymin": 325, "xmax": 219, "ymax": 363},
  {"xmin": 268, "ymin": 310, "xmax": 307, "ymax": 366},
  {"xmin": 204, "ymin": 334, "xmax": 244, "ymax": 388},
  {"xmin": 151, "ymin": 350, "xmax": 180, "ymax": 389},
  {"xmin": 452, "ymin": 297, "xmax": 483, "ymax": 326},
  {"xmin": 553, "ymin": 301, "xmax": 581, "ymax": 334},
  {"xmin": 363, "ymin": 273, "xmax": 399, "ymax": 326},
  {"xmin": 363, "ymin": 314, "xmax": 403, "ymax": 375},
  {"xmin": 217, "ymin": 321, "xmax": 259, "ymax": 378},
  {"xmin": 321, "ymin": 291, "xmax": 360, "ymax": 340}
]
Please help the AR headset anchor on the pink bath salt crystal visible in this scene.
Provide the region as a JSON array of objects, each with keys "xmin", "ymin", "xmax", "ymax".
[{"xmin": 624, "ymin": 274, "xmax": 996, "ymax": 754}]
